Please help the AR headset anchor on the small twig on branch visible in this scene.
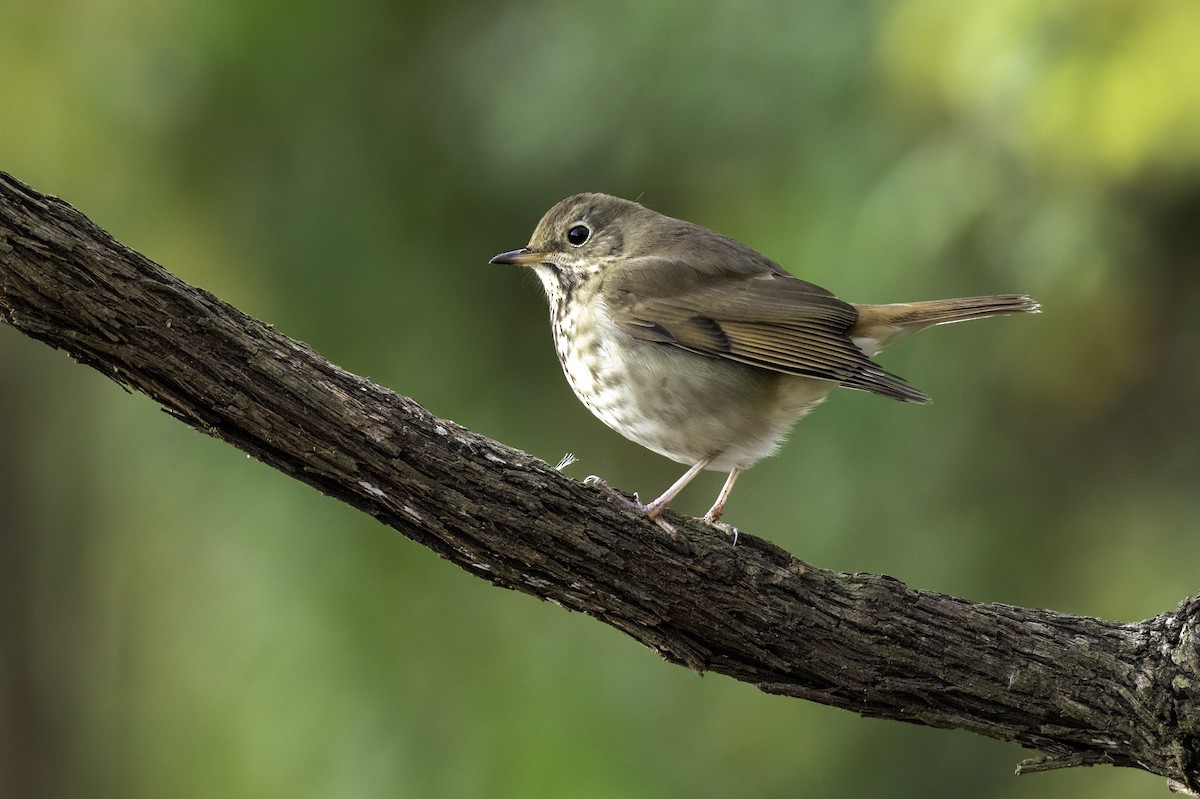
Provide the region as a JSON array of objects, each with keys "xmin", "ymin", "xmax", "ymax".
[{"xmin": 1, "ymin": 171, "xmax": 1197, "ymax": 793}]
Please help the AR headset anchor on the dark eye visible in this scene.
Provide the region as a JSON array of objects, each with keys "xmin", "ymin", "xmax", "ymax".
[{"xmin": 567, "ymin": 224, "xmax": 590, "ymax": 246}]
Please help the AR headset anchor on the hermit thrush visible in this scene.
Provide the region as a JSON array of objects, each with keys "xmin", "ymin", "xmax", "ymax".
[{"xmin": 492, "ymin": 193, "xmax": 1038, "ymax": 526}]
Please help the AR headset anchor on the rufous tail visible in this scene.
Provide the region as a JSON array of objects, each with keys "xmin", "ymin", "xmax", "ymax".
[
  {"xmin": 851, "ymin": 294, "xmax": 1039, "ymax": 353},
  {"xmin": 844, "ymin": 294, "xmax": 1039, "ymax": 403}
]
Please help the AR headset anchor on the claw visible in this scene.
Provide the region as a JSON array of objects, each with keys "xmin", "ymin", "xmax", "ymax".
[
  {"xmin": 703, "ymin": 518, "xmax": 740, "ymax": 546},
  {"xmin": 584, "ymin": 475, "xmax": 644, "ymax": 512},
  {"xmin": 582, "ymin": 475, "xmax": 680, "ymax": 538}
]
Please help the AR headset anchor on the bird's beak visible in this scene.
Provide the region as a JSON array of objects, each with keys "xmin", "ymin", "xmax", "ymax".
[{"xmin": 489, "ymin": 248, "xmax": 546, "ymax": 267}]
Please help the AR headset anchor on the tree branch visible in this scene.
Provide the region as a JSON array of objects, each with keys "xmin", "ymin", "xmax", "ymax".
[{"xmin": 1, "ymin": 171, "xmax": 1197, "ymax": 793}]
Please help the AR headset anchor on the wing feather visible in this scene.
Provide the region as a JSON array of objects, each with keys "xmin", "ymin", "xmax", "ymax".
[{"xmin": 603, "ymin": 257, "xmax": 928, "ymax": 403}]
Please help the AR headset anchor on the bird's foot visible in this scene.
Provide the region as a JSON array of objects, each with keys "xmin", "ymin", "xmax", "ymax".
[
  {"xmin": 584, "ymin": 475, "xmax": 679, "ymax": 537},
  {"xmin": 702, "ymin": 515, "xmax": 740, "ymax": 546}
]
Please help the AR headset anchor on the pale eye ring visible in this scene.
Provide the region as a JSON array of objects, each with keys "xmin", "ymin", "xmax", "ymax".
[{"xmin": 567, "ymin": 224, "xmax": 590, "ymax": 246}]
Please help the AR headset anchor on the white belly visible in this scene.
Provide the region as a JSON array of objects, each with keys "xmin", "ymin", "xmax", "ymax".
[{"xmin": 551, "ymin": 292, "xmax": 835, "ymax": 472}]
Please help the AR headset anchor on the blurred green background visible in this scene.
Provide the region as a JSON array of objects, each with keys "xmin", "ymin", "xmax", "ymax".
[{"xmin": 3, "ymin": 0, "xmax": 1199, "ymax": 796}]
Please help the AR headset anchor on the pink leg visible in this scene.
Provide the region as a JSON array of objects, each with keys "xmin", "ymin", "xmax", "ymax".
[
  {"xmin": 703, "ymin": 468, "xmax": 740, "ymax": 524},
  {"xmin": 644, "ymin": 456, "xmax": 715, "ymax": 518}
]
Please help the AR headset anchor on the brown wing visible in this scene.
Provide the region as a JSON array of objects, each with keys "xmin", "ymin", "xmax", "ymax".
[{"xmin": 602, "ymin": 257, "xmax": 929, "ymax": 403}]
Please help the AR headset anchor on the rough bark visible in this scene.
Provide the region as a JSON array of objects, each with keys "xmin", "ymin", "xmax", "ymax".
[{"xmin": 1, "ymin": 171, "xmax": 1197, "ymax": 793}]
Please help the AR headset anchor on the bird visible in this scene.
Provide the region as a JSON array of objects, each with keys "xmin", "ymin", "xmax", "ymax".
[{"xmin": 491, "ymin": 193, "xmax": 1038, "ymax": 528}]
